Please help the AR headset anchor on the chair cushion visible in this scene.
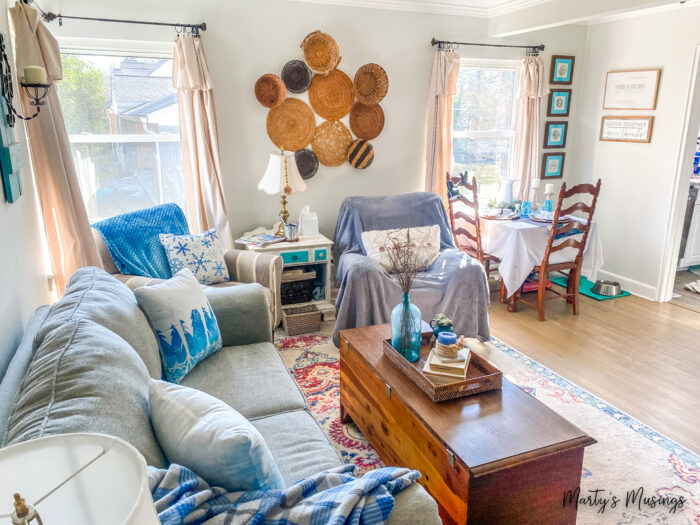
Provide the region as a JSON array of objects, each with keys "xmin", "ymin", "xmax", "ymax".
[
  {"xmin": 37, "ymin": 267, "xmax": 162, "ymax": 379},
  {"xmin": 134, "ymin": 269, "xmax": 223, "ymax": 384},
  {"xmin": 149, "ymin": 379, "xmax": 285, "ymax": 491},
  {"xmin": 361, "ymin": 225, "xmax": 441, "ymax": 271},
  {"xmin": 3, "ymin": 319, "xmax": 166, "ymax": 467},
  {"xmin": 181, "ymin": 342, "xmax": 306, "ymax": 420},
  {"xmin": 160, "ymin": 229, "xmax": 230, "ymax": 285},
  {"xmin": 252, "ymin": 410, "xmax": 342, "ymax": 485}
]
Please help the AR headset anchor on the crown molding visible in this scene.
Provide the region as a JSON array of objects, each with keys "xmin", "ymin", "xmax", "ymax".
[{"xmin": 284, "ymin": 0, "xmax": 553, "ymax": 18}]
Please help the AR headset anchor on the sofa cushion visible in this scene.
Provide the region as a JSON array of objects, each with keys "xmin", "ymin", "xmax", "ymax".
[
  {"xmin": 134, "ymin": 269, "xmax": 223, "ymax": 384},
  {"xmin": 252, "ymin": 410, "xmax": 342, "ymax": 485},
  {"xmin": 37, "ymin": 266, "xmax": 161, "ymax": 379},
  {"xmin": 181, "ymin": 342, "xmax": 306, "ymax": 420},
  {"xmin": 3, "ymin": 319, "xmax": 166, "ymax": 467},
  {"xmin": 150, "ymin": 379, "xmax": 285, "ymax": 492}
]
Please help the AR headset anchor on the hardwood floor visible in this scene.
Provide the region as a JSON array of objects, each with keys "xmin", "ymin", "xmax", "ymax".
[{"xmin": 488, "ymin": 290, "xmax": 700, "ymax": 454}]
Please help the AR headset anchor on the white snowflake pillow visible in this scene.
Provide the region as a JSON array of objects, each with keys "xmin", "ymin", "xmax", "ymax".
[{"xmin": 160, "ymin": 229, "xmax": 230, "ymax": 285}]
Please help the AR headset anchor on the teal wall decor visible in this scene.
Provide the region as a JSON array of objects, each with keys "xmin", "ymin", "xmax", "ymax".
[{"xmin": 0, "ymin": 32, "xmax": 22, "ymax": 203}]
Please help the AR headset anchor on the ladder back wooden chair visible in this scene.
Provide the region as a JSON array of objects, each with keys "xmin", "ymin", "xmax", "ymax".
[
  {"xmin": 446, "ymin": 172, "xmax": 500, "ymax": 277},
  {"xmin": 500, "ymin": 179, "xmax": 602, "ymax": 321}
]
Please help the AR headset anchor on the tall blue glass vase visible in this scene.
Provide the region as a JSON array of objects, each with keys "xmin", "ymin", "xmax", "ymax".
[{"xmin": 391, "ymin": 293, "xmax": 421, "ymax": 362}]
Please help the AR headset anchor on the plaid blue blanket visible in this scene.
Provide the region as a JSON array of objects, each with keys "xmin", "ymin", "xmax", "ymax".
[{"xmin": 148, "ymin": 463, "xmax": 420, "ymax": 525}]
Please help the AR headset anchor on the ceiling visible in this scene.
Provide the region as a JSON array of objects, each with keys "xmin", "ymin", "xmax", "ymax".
[{"xmin": 285, "ymin": 0, "xmax": 552, "ymax": 18}]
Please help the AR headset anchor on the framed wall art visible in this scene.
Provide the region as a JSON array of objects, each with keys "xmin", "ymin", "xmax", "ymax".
[
  {"xmin": 599, "ymin": 116, "xmax": 654, "ymax": 143},
  {"xmin": 544, "ymin": 121, "xmax": 568, "ymax": 148},
  {"xmin": 541, "ymin": 152, "xmax": 565, "ymax": 179},
  {"xmin": 550, "ymin": 55, "xmax": 575, "ymax": 85},
  {"xmin": 603, "ymin": 69, "xmax": 661, "ymax": 110},
  {"xmin": 548, "ymin": 89, "xmax": 571, "ymax": 117}
]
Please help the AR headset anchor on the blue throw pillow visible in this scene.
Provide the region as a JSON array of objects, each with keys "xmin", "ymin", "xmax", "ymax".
[
  {"xmin": 160, "ymin": 229, "xmax": 230, "ymax": 285},
  {"xmin": 134, "ymin": 269, "xmax": 222, "ymax": 383}
]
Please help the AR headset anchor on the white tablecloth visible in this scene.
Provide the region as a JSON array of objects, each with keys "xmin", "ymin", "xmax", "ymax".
[{"xmin": 481, "ymin": 217, "xmax": 604, "ymax": 297}]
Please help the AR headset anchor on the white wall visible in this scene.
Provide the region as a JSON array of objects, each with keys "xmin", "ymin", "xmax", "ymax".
[
  {"xmin": 43, "ymin": 0, "xmax": 587, "ymax": 238},
  {"xmin": 0, "ymin": 7, "xmax": 53, "ymax": 372},
  {"xmin": 570, "ymin": 5, "xmax": 700, "ymax": 299}
]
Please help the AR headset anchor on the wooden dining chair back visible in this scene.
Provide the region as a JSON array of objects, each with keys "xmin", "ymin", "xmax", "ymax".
[
  {"xmin": 503, "ymin": 179, "xmax": 602, "ymax": 321},
  {"xmin": 446, "ymin": 172, "xmax": 500, "ymax": 276}
]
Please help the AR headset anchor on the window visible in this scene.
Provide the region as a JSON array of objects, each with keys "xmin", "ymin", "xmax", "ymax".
[
  {"xmin": 58, "ymin": 53, "xmax": 184, "ymax": 221},
  {"xmin": 452, "ymin": 59, "xmax": 520, "ymax": 202}
]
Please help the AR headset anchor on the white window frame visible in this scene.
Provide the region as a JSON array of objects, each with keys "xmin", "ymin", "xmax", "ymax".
[{"xmin": 452, "ymin": 58, "xmax": 521, "ymax": 184}]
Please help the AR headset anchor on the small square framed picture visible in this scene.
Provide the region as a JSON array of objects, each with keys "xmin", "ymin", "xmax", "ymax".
[
  {"xmin": 544, "ymin": 121, "xmax": 568, "ymax": 148},
  {"xmin": 542, "ymin": 153, "xmax": 565, "ymax": 179},
  {"xmin": 548, "ymin": 89, "xmax": 571, "ymax": 117},
  {"xmin": 550, "ymin": 55, "xmax": 575, "ymax": 85}
]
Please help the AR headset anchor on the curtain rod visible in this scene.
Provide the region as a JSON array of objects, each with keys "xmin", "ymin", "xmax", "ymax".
[
  {"xmin": 431, "ymin": 38, "xmax": 544, "ymax": 52},
  {"xmin": 21, "ymin": 0, "xmax": 206, "ymax": 35}
]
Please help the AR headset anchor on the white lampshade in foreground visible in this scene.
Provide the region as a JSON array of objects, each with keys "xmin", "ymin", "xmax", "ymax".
[
  {"xmin": 0, "ymin": 433, "xmax": 159, "ymax": 525},
  {"xmin": 258, "ymin": 151, "xmax": 307, "ymax": 196}
]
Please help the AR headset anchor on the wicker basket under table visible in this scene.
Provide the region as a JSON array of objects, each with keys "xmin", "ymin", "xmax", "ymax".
[{"xmin": 282, "ymin": 304, "xmax": 322, "ymax": 336}]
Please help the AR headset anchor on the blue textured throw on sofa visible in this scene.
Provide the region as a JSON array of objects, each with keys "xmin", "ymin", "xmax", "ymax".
[{"xmin": 92, "ymin": 203, "xmax": 189, "ymax": 279}]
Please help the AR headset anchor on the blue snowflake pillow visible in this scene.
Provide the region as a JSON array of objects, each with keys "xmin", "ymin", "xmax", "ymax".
[
  {"xmin": 134, "ymin": 269, "xmax": 223, "ymax": 383},
  {"xmin": 160, "ymin": 229, "xmax": 230, "ymax": 285}
]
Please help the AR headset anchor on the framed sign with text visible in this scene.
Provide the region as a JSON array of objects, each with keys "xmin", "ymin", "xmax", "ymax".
[
  {"xmin": 599, "ymin": 116, "xmax": 654, "ymax": 143},
  {"xmin": 603, "ymin": 69, "xmax": 661, "ymax": 110}
]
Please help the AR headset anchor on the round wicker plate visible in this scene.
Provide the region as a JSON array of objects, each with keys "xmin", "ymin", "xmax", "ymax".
[
  {"xmin": 281, "ymin": 60, "xmax": 313, "ymax": 94},
  {"xmin": 308, "ymin": 69, "xmax": 354, "ymax": 120},
  {"xmin": 266, "ymin": 98, "xmax": 315, "ymax": 151},
  {"xmin": 347, "ymin": 138, "xmax": 374, "ymax": 169},
  {"xmin": 301, "ymin": 30, "xmax": 341, "ymax": 74},
  {"xmin": 353, "ymin": 63, "xmax": 388, "ymax": 106},
  {"xmin": 349, "ymin": 102, "xmax": 385, "ymax": 140},
  {"xmin": 294, "ymin": 148, "xmax": 319, "ymax": 179},
  {"xmin": 254, "ymin": 73, "xmax": 286, "ymax": 108},
  {"xmin": 312, "ymin": 120, "xmax": 353, "ymax": 167}
]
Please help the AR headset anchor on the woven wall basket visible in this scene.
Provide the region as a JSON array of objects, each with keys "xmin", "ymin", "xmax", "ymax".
[
  {"xmin": 312, "ymin": 120, "xmax": 353, "ymax": 167},
  {"xmin": 347, "ymin": 138, "xmax": 374, "ymax": 169},
  {"xmin": 266, "ymin": 98, "xmax": 316, "ymax": 151},
  {"xmin": 349, "ymin": 102, "xmax": 384, "ymax": 140},
  {"xmin": 301, "ymin": 30, "xmax": 341, "ymax": 74},
  {"xmin": 308, "ymin": 69, "xmax": 354, "ymax": 120},
  {"xmin": 254, "ymin": 73, "xmax": 287, "ymax": 108},
  {"xmin": 282, "ymin": 60, "xmax": 313, "ymax": 94},
  {"xmin": 354, "ymin": 63, "xmax": 388, "ymax": 106},
  {"xmin": 295, "ymin": 148, "xmax": 319, "ymax": 179}
]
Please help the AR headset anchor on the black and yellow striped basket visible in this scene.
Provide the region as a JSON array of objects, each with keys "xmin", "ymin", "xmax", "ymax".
[{"xmin": 347, "ymin": 138, "xmax": 374, "ymax": 169}]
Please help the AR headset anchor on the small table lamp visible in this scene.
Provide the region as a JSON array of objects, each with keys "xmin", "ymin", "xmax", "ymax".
[
  {"xmin": 0, "ymin": 433, "xmax": 159, "ymax": 525},
  {"xmin": 258, "ymin": 148, "xmax": 307, "ymax": 237}
]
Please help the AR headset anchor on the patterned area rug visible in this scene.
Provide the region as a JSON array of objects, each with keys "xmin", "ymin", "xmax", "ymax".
[{"xmin": 275, "ymin": 328, "xmax": 700, "ymax": 524}]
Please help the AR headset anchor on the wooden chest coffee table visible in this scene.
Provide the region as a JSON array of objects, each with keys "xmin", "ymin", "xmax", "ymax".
[{"xmin": 339, "ymin": 325, "xmax": 595, "ymax": 525}]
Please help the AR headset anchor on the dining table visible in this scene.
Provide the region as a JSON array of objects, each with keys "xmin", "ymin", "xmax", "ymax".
[{"xmin": 479, "ymin": 214, "xmax": 604, "ymax": 302}]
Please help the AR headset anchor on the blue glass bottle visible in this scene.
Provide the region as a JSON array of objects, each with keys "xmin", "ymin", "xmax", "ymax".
[{"xmin": 391, "ymin": 293, "xmax": 421, "ymax": 362}]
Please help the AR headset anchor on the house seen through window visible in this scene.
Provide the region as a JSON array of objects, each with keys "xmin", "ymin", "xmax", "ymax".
[
  {"xmin": 451, "ymin": 59, "xmax": 519, "ymax": 202},
  {"xmin": 58, "ymin": 54, "xmax": 185, "ymax": 221}
]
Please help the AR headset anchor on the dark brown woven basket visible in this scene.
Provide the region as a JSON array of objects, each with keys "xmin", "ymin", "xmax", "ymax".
[{"xmin": 281, "ymin": 278, "xmax": 315, "ymax": 305}]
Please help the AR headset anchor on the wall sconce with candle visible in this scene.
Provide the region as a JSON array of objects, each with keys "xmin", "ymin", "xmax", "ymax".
[{"xmin": 0, "ymin": 33, "xmax": 51, "ymax": 127}]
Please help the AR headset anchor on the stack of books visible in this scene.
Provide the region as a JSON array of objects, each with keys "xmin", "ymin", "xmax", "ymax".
[
  {"xmin": 234, "ymin": 234, "xmax": 286, "ymax": 247},
  {"xmin": 422, "ymin": 348, "xmax": 471, "ymax": 384}
]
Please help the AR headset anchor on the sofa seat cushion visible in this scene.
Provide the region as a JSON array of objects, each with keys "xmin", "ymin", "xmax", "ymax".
[
  {"xmin": 38, "ymin": 267, "xmax": 161, "ymax": 379},
  {"xmin": 3, "ymin": 319, "xmax": 166, "ymax": 467},
  {"xmin": 252, "ymin": 410, "xmax": 342, "ymax": 485},
  {"xmin": 180, "ymin": 342, "xmax": 306, "ymax": 420}
]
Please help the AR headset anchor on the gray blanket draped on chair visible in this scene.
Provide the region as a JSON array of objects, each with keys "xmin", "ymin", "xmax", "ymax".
[{"xmin": 332, "ymin": 192, "xmax": 490, "ymax": 347}]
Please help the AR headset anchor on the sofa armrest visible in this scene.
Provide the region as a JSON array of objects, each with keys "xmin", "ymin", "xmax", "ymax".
[
  {"xmin": 224, "ymin": 249, "xmax": 283, "ymax": 328},
  {"xmin": 204, "ymin": 283, "xmax": 272, "ymax": 346},
  {"xmin": 387, "ymin": 484, "xmax": 441, "ymax": 525}
]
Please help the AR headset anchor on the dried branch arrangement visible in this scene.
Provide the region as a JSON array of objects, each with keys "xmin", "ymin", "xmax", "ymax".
[{"xmin": 383, "ymin": 229, "xmax": 431, "ymax": 293}]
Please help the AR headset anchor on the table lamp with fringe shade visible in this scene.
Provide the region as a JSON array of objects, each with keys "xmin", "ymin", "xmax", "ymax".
[
  {"xmin": 0, "ymin": 434, "xmax": 159, "ymax": 525},
  {"xmin": 258, "ymin": 148, "xmax": 307, "ymax": 237}
]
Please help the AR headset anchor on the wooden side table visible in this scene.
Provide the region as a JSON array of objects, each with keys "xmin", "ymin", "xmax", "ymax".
[{"xmin": 235, "ymin": 234, "xmax": 335, "ymax": 318}]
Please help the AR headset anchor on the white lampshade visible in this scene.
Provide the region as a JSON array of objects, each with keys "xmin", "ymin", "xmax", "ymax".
[
  {"xmin": 0, "ymin": 434, "xmax": 159, "ymax": 525},
  {"xmin": 258, "ymin": 151, "xmax": 307, "ymax": 196}
]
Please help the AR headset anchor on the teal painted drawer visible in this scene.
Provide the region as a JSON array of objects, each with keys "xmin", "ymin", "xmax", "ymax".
[
  {"xmin": 314, "ymin": 248, "xmax": 327, "ymax": 261},
  {"xmin": 281, "ymin": 250, "xmax": 309, "ymax": 264}
]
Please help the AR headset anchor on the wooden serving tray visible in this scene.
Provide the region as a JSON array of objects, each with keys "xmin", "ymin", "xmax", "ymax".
[{"xmin": 382, "ymin": 338, "xmax": 502, "ymax": 403}]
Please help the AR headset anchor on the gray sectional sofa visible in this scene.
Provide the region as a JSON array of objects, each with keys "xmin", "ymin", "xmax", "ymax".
[{"xmin": 0, "ymin": 267, "xmax": 440, "ymax": 524}]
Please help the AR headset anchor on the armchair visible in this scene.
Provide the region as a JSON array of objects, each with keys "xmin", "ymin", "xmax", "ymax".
[{"xmin": 332, "ymin": 192, "xmax": 491, "ymax": 346}]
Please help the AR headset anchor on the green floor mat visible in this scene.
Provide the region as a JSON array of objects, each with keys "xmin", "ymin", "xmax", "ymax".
[
  {"xmin": 690, "ymin": 265, "xmax": 700, "ymax": 276},
  {"xmin": 550, "ymin": 276, "xmax": 630, "ymax": 301}
]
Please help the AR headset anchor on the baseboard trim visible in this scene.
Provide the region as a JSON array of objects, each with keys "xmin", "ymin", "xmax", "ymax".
[{"xmin": 595, "ymin": 270, "xmax": 657, "ymax": 301}]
